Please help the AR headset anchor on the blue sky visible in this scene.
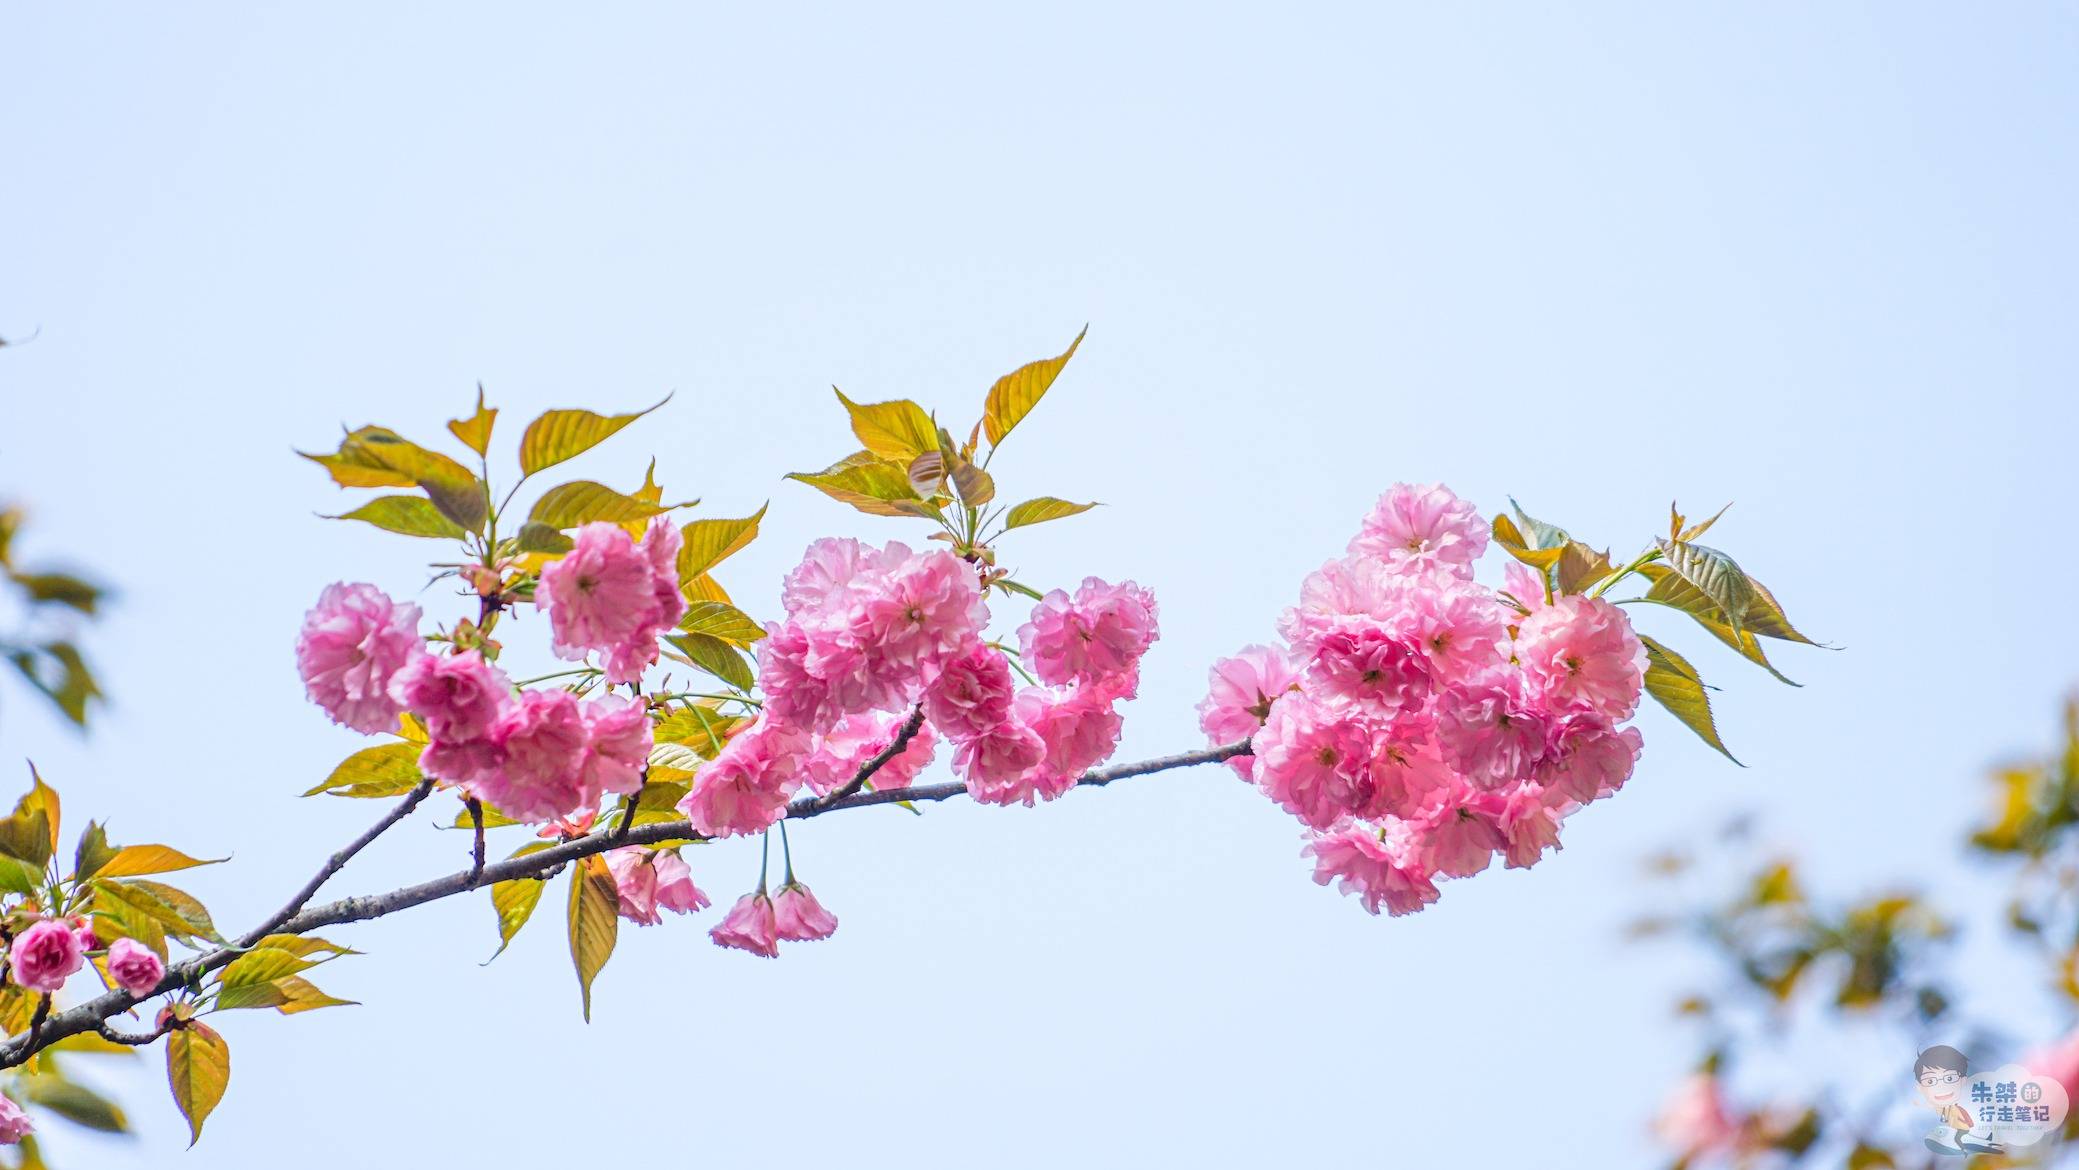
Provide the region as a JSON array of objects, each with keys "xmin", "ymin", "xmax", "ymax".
[{"xmin": 2, "ymin": 4, "xmax": 2076, "ymax": 1166}]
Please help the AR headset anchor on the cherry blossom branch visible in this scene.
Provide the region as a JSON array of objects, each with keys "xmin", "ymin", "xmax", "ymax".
[
  {"xmin": 0, "ymin": 740, "xmax": 1249, "ymax": 1067},
  {"xmin": 808, "ymin": 705, "xmax": 926, "ymax": 812}
]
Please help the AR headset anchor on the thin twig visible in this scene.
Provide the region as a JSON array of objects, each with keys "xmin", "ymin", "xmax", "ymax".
[
  {"xmin": 96, "ymin": 1019, "xmax": 175, "ymax": 1047},
  {"xmin": 236, "ymin": 778, "xmax": 438, "ymax": 950},
  {"xmin": 808, "ymin": 705, "xmax": 926, "ymax": 812},
  {"xmin": 465, "ymin": 798, "xmax": 486, "ymax": 888}
]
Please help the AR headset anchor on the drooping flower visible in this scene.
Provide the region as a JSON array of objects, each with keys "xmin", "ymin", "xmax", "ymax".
[
  {"xmin": 923, "ymin": 644, "xmax": 1017, "ymax": 741},
  {"xmin": 710, "ymin": 891, "xmax": 780, "ymax": 958},
  {"xmin": 106, "ymin": 937, "xmax": 166, "ymax": 997},
  {"xmin": 801, "ymin": 711, "xmax": 939, "ymax": 796},
  {"xmin": 1347, "ymin": 482, "xmax": 1489, "ymax": 577},
  {"xmin": 476, "ymin": 689, "xmax": 591, "ymax": 823},
  {"xmin": 606, "ymin": 848, "xmax": 710, "ymax": 926},
  {"xmin": 9, "ymin": 918, "xmax": 84, "ymax": 994},
  {"xmin": 1304, "ymin": 823, "xmax": 1442, "ymax": 916},
  {"xmin": 535, "ymin": 518, "xmax": 686, "ymax": 685},
  {"xmin": 577, "ymin": 694, "xmax": 653, "ymax": 802},
  {"xmin": 0, "ymin": 1094, "xmax": 30, "ymax": 1144},
  {"xmin": 1018, "ymin": 578, "xmax": 1160, "ymax": 692},
  {"xmin": 296, "ymin": 582, "xmax": 425, "ymax": 733},
  {"xmin": 1513, "ymin": 594, "xmax": 1646, "ymax": 720},
  {"xmin": 1434, "ymin": 683, "xmax": 1549, "ymax": 791},
  {"xmin": 773, "ymin": 883, "xmax": 839, "ymax": 942},
  {"xmin": 1198, "ymin": 644, "xmax": 1302, "ymax": 750},
  {"xmin": 954, "ymin": 718, "xmax": 1050, "ymax": 806},
  {"xmin": 677, "ymin": 717, "xmax": 811, "ymax": 838},
  {"xmin": 1251, "ymin": 693, "xmax": 1375, "ymax": 830}
]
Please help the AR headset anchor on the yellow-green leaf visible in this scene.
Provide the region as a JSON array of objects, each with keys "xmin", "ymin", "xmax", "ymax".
[
  {"xmin": 166, "ymin": 1021, "xmax": 230, "ymax": 1146},
  {"xmin": 1004, "ymin": 497, "xmax": 1098, "ymax": 530},
  {"xmin": 1639, "ymin": 565, "xmax": 1802, "ymax": 685},
  {"xmin": 676, "ymin": 505, "xmax": 767, "ymax": 583},
  {"xmin": 326, "ymin": 495, "xmax": 466, "ymax": 540},
  {"xmin": 303, "ymin": 742, "xmax": 424, "ymax": 799},
  {"xmin": 1640, "ymin": 635, "xmax": 1739, "ymax": 764},
  {"xmin": 299, "ymin": 448, "xmax": 416, "ymax": 489},
  {"xmin": 220, "ymin": 947, "xmax": 321, "ymax": 992},
  {"xmin": 488, "ymin": 841, "xmax": 554, "ymax": 962},
  {"xmin": 18, "ymin": 1076, "xmax": 128, "ymax": 1133},
  {"xmin": 94, "ymin": 844, "xmax": 224, "ymax": 880},
  {"xmin": 1490, "ymin": 514, "xmax": 1565, "ymax": 572},
  {"xmin": 566, "ymin": 855, "xmax": 619, "ymax": 1021},
  {"xmin": 270, "ymin": 975, "xmax": 356, "ymax": 1014},
  {"xmin": 518, "ymin": 399, "xmax": 667, "ymax": 477},
  {"xmin": 103, "ymin": 880, "xmax": 222, "ymax": 943},
  {"xmin": 665, "ymin": 633, "xmax": 755, "ymax": 692},
  {"xmin": 677, "ymin": 600, "xmax": 766, "ymax": 646},
  {"xmin": 1653, "ymin": 539, "xmax": 1755, "ymax": 636},
  {"xmin": 328, "ymin": 427, "xmax": 487, "ymax": 534},
  {"xmin": 447, "ymin": 385, "xmax": 498, "ymax": 456},
  {"xmin": 833, "ymin": 389, "xmax": 940, "ymax": 462},
  {"xmin": 786, "ymin": 454, "xmax": 932, "ymax": 518},
  {"xmin": 528, "ymin": 481, "xmax": 680, "ymax": 530},
  {"xmin": 983, "ymin": 326, "xmax": 1086, "ymax": 446},
  {"xmin": 654, "ymin": 706, "xmax": 741, "ymax": 757},
  {"xmin": 72, "ymin": 820, "xmax": 116, "ymax": 883}
]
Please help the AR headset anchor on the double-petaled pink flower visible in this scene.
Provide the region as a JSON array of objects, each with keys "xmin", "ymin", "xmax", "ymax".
[
  {"xmin": 606, "ymin": 848, "xmax": 709, "ymax": 926},
  {"xmin": 710, "ymin": 891, "xmax": 780, "ymax": 958},
  {"xmin": 106, "ymin": 937, "xmax": 166, "ymax": 997},
  {"xmin": 1346, "ymin": 482, "xmax": 1488, "ymax": 577},
  {"xmin": 1513, "ymin": 594, "xmax": 1646, "ymax": 721},
  {"xmin": 296, "ymin": 582, "xmax": 425, "ymax": 734},
  {"xmin": 1018, "ymin": 577, "xmax": 1159, "ymax": 693},
  {"xmin": 677, "ymin": 716, "xmax": 811, "ymax": 838},
  {"xmin": 9, "ymin": 918, "xmax": 84, "ymax": 994},
  {"xmin": 536, "ymin": 517, "xmax": 687, "ymax": 685}
]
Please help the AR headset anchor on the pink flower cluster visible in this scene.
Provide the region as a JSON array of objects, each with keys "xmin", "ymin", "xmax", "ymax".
[
  {"xmin": 606, "ymin": 847, "xmax": 710, "ymax": 926},
  {"xmin": 537, "ymin": 518, "xmax": 687, "ymax": 684},
  {"xmin": 677, "ymin": 539, "xmax": 1158, "ymax": 834},
  {"xmin": 1197, "ymin": 483, "xmax": 1646, "ymax": 916}
]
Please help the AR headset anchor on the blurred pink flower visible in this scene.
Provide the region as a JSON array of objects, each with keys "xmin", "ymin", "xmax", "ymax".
[
  {"xmin": 1654, "ymin": 1073, "xmax": 1739, "ymax": 1161},
  {"xmin": 0, "ymin": 1094, "xmax": 30, "ymax": 1144},
  {"xmin": 296, "ymin": 582, "xmax": 424, "ymax": 733}
]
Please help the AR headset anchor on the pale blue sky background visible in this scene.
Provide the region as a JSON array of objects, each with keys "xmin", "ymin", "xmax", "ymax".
[{"xmin": 2, "ymin": 4, "xmax": 2075, "ymax": 1167}]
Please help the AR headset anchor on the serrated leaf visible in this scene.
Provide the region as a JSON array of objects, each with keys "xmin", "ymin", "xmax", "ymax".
[
  {"xmin": 329, "ymin": 427, "xmax": 487, "ymax": 533},
  {"xmin": 1653, "ymin": 539, "xmax": 1756, "ymax": 636},
  {"xmin": 647, "ymin": 743, "xmax": 705, "ymax": 774},
  {"xmin": 487, "ymin": 841, "xmax": 554, "ymax": 962},
  {"xmin": 528, "ymin": 481, "xmax": 677, "ymax": 530},
  {"xmin": 786, "ymin": 454, "xmax": 931, "ymax": 518},
  {"xmin": 683, "ymin": 573, "xmax": 731, "ymax": 605},
  {"xmin": 514, "ymin": 520, "xmax": 575, "ymax": 554},
  {"xmin": 166, "ymin": 1022, "xmax": 229, "ymax": 1145},
  {"xmin": 303, "ymin": 742, "xmax": 424, "ymax": 799},
  {"xmin": 1638, "ymin": 565, "xmax": 1803, "ymax": 684},
  {"xmin": 519, "ymin": 399, "xmax": 667, "ymax": 477},
  {"xmin": 252, "ymin": 934, "xmax": 357, "ymax": 959},
  {"xmin": 1640, "ymin": 635, "xmax": 1739, "ymax": 764},
  {"xmin": 1004, "ymin": 497, "xmax": 1098, "ymax": 530},
  {"xmin": 1507, "ymin": 497, "xmax": 1570, "ymax": 550},
  {"xmin": 71, "ymin": 820, "xmax": 116, "ymax": 883},
  {"xmin": 326, "ymin": 495, "xmax": 467, "ymax": 540},
  {"xmin": 665, "ymin": 633, "xmax": 755, "ymax": 692},
  {"xmin": 94, "ymin": 844, "xmax": 223, "ymax": 880},
  {"xmin": 101, "ymin": 880, "xmax": 222, "ymax": 943},
  {"xmin": 983, "ymin": 327, "xmax": 1085, "ymax": 446},
  {"xmin": 654, "ymin": 706, "xmax": 741, "ymax": 757},
  {"xmin": 834, "ymin": 389, "xmax": 940, "ymax": 462},
  {"xmin": 676, "ymin": 601, "xmax": 766, "ymax": 646},
  {"xmin": 676, "ymin": 505, "xmax": 767, "ymax": 583},
  {"xmin": 566, "ymin": 855, "xmax": 618, "ymax": 1021},
  {"xmin": 18, "ymin": 1076, "xmax": 128, "ymax": 1133},
  {"xmin": 448, "ymin": 385, "xmax": 498, "ymax": 456}
]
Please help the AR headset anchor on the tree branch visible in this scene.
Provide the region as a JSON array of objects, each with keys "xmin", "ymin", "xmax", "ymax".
[
  {"xmin": 808, "ymin": 705, "xmax": 926, "ymax": 811},
  {"xmin": 0, "ymin": 740, "xmax": 1249, "ymax": 1067}
]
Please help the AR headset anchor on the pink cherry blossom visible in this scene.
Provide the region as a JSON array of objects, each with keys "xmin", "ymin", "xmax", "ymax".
[
  {"xmin": 923, "ymin": 644, "xmax": 1017, "ymax": 741},
  {"xmin": 477, "ymin": 689, "xmax": 591, "ymax": 823},
  {"xmin": 1347, "ymin": 482, "xmax": 1489, "ymax": 577},
  {"xmin": 1251, "ymin": 693, "xmax": 1375, "ymax": 830},
  {"xmin": 1654, "ymin": 1074, "xmax": 1739, "ymax": 1160},
  {"xmin": 1418, "ymin": 797, "xmax": 1507, "ymax": 878},
  {"xmin": 106, "ymin": 937, "xmax": 165, "ymax": 997},
  {"xmin": 847, "ymin": 550, "xmax": 989, "ymax": 693},
  {"xmin": 1396, "ymin": 574, "xmax": 1510, "ymax": 685},
  {"xmin": 578, "ymin": 694, "xmax": 653, "ymax": 802},
  {"xmin": 677, "ymin": 716, "xmax": 811, "ymax": 838},
  {"xmin": 535, "ymin": 518, "xmax": 686, "ymax": 685},
  {"xmin": 801, "ymin": 711, "xmax": 939, "ymax": 796},
  {"xmin": 1502, "ymin": 562, "xmax": 1550, "ymax": 615},
  {"xmin": 1359, "ymin": 734, "xmax": 1456, "ymax": 821},
  {"xmin": 296, "ymin": 582, "xmax": 425, "ymax": 734},
  {"xmin": 1539, "ymin": 716, "xmax": 1643, "ymax": 804},
  {"xmin": 1494, "ymin": 785, "xmax": 1566, "ymax": 870},
  {"xmin": 391, "ymin": 650, "xmax": 511, "ymax": 784},
  {"xmin": 1018, "ymin": 577, "xmax": 1160, "ymax": 692},
  {"xmin": 780, "ymin": 537, "xmax": 907, "ymax": 618},
  {"xmin": 773, "ymin": 883, "xmax": 839, "ymax": 942},
  {"xmin": 1198, "ymin": 644, "xmax": 1301, "ymax": 780},
  {"xmin": 606, "ymin": 847, "xmax": 709, "ymax": 926},
  {"xmin": 1019, "ymin": 687, "xmax": 1125, "ymax": 800},
  {"xmin": 1513, "ymin": 594, "xmax": 1646, "ymax": 720},
  {"xmin": 9, "ymin": 918, "xmax": 83, "ymax": 993},
  {"xmin": 0, "ymin": 1094, "xmax": 30, "ymax": 1144},
  {"xmin": 1278, "ymin": 556, "xmax": 1405, "ymax": 655},
  {"xmin": 1305, "ymin": 625, "xmax": 1432, "ymax": 720},
  {"xmin": 1304, "ymin": 823, "xmax": 1442, "ymax": 916},
  {"xmin": 710, "ymin": 891, "xmax": 780, "ymax": 958},
  {"xmin": 954, "ymin": 718, "xmax": 1050, "ymax": 806},
  {"xmin": 1434, "ymin": 683, "xmax": 1549, "ymax": 791}
]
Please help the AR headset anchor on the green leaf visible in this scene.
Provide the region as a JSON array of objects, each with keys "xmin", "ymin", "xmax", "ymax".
[
  {"xmin": 325, "ymin": 426, "xmax": 487, "ymax": 533},
  {"xmin": 0, "ymin": 856, "xmax": 42, "ymax": 897},
  {"xmin": 833, "ymin": 389, "xmax": 940, "ymax": 462},
  {"xmin": 527, "ymin": 481, "xmax": 677, "ymax": 530},
  {"xmin": 676, "ymin": 505, "xmax": 768, "ymax": 583},
  {"xmin": 303, "ymin": 742, "xmax": 424, "ymax": 799},
  {"xmin": 518, "ymin": 399, "xmax": 667, "ymax": 477},
  {"xmin": 677, "ymin": 601, "xmax": 766, "ymax": 646},
  {"xmin": 326, "ymin": 495, "xmax": 467, "ymax": 540},
  {"xmin": 1004, "ymin": 497, "xmax": 1098, "ymax": 530},
  {"xmin": 665, "ymin": 633, "xmax": 755, "ymax": 692},
  {"xmin": 249, "ymin": 934, "xmax": 357, "ymax": 959},
  {"xmin": 1653, "ymin": 539, "xmax": 1756, "ymax": 636},
  {"xmin": 9, "ymin": 642, "xmax": 102, "ymax": 726},
  {"xmin": 1638, "ymin": 565, "xmax": 1802, "ymax": 685},
  {"xmin": 1640, "ymin": 635, "xmax": 1740, "ymax": 764},
  {"xmin": 514, "ymin": 521, "xmax": 574, "ymax": 554},
  {"xmin": 18, "ymin": 1075, "xmax": 129, "ymax": 1133},
  {"xmin": 220, "ymin": 946, "xmax": 321, "ymax": 992},
  {"xmin": 102, "ymin": 880, "xmax": 223, "ymax": 943},
  {"xmin": 983, "ymin": 326, "xmax": 1086, "ymax": 446},
  {"xmin": 1553, "ymin": 541, "xmax": 1615, "ymax": 596},
  {"xmin": 166, "ymin": 1021, "xmax": 230, "ymax": 1145},
  {"xmin": 654, "ymin": 706, "xmax": 741, "ymax": 757},
  {"xmin": 948, "ymin": 458, "xmax": 994, "ymax": 507},
  {"xmin": 0, "ymin": 808, "xmax": 51, "ymax": 869},
  {"xmin": 1489, "ymin": 515, "xmax": 1565, "ymax": 573},
  {"xmin": 566, "ymin": 855, "xmax": 619, "ymax": 1022},
  {"xmin": 447, "ymin": 385, "xmax": 498, "ymax": 456},
  {"xmin": 72, "ymin": 820, "xmax": 116, "ymax": 883},
  {"xmin": 487, "ymin": 842, "xmax": 554, "ymax": 962},
  {"xmin": 786, "ymin": 453, "xmax": 933, "ymax": 518},
  {"xmin": 270, "ymin": 975, "xmax": 355, "ymax": 1014}
]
